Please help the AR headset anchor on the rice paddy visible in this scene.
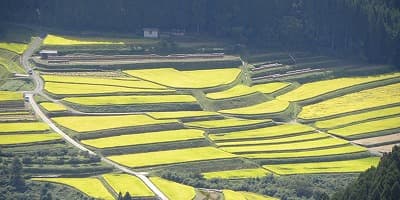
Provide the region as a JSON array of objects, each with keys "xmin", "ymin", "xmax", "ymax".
[
  {"xmin": 263, "ymin": 157, "xmax": 380, "ymax": 175},
  {"xmin": 223, "ymin": 190, "xmax": 247, "ymax": 200},
  {"xmin": 107, "ymin": 147, "xmax": 237, "ymax": 168},
  {"xmin": 0, "ymin": 91, "xmax": 22, "ymax": 101},
  {"xmin": 185, "ymin": 118, "xmax": 271, "ymax": 129},
  {"xmin": 150, "ymin": 177, "xmax": 196, "ymax": 200},
  {"xmin": 0, "ymin": 133, "xmax": 61, "ymax": 145},
  {"xmin": 0, "ymin": 122, "xmax": 49, "ymax": 133},
  {"xmin": 206, "ymin": 84, "xmax": 257, "ymax": 100},
  {"xmin": 63, "ymin": 95, "xmax": 197, "ymax": 106},
  {"xmin": 52, "ymin": 115, "xmax": 177, "ymax": 133},
  {"xmin": 102, "ymin": 173, "xmax": 154, "ymax": 197},
  {"xmin": 81, "ymin": 129, "xmax": 205, "ymax": 148},
  {"xmin": 0, "ymin": 42, "xmax": 28, "ymax": 54},
  {"xmin": 219, "ymin": 100, "xmax": 290, "ymax": 115},
  {"xmin": 43, "ymin": 34, "xmax": 124, "ymax": 45},
  {"xmin": 251, "ymin": 82, "xmax": 291, "ymax": 94},
  {"xmin": 241, "ymin": 192, "xmax": 278, "ymax": 200},
  {"xmin": 40, "ymin": 102, "xmax": 68, "ymax": 112},
  {"xmin": 146, "ymin": 111, "xmax": 219, "ymax": 119},
  {"xmin": 299, "ymin": 82, "xmax": 400, "ymax": 120},
  {"xmin": 202, "ymin": 168, "xmax": 270, "ymax": 179}
]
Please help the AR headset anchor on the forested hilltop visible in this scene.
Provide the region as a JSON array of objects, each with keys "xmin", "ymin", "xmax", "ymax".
[{"xmin": 1, "ymin": 0, "xmax": 400, "ymax": 65}]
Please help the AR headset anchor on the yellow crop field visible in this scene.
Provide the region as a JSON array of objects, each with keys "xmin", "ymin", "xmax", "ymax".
[
  {"xmin": 0, "ymin": 122, "xmax": 49, "ymax": 133},
  {"xmin": 220, "ymin": 137, "xmax": 349, "ymax": 154},
  {"xmin": 263, "ymin": 157, "xmax": 380, "ymax": 175},
  {"xmin": 315, "ymin": 106, "xmax": 400, "ymax": 129},
  {"xmin": 277, "ymin": 73, "xmax": 400, "ymax": 102},
  {"xmin": 63, "ymin": 95, "xmax": 196, "ymax": 106},
  {"xmin": 206, "ymin": 85, "xmax": 257, "ymax": 100},
  {"xmin": 242, "ymin": 145, "xmax": 366, "ymax": 159},
  {"xmin": 32, "ymin": 177, "xmax": 114, "ymax": 200},
  {"xmin": 44, "ymin": 82, "xmax": 173, "ymax": 95},
  {"xmin": 216, "ymin": 132, "xmax": 329, "ymax": 147},
  {"xmin": 150, "ymin": 177, "xmax": 196, "ymax": 200},
  {"xmin": 185, "ymin": 118, "xmax": 271, "ymax": 129},
  {"xmin": 81, "ymin": 129, "xmax": 205, "ymax": 148},
  {"xmin": 107, "ymin": 147, "xmax": 237, "ymax": 168},
  {"xmin": 202, "ymin": 168, "xmax": 269, "ymax": 179},
  {"xmin": 52, "ymin": 115, "xmax": 177, "ymax": 133},
  {"xmin": 43, "ymin": 34, "xmax": 124, "ymax": 45},
  {"xmin": 40, "ymin": 102, "xmax": 68, "ymax": 112},
  {"xmin": 124, "ymin": 68, "xmax": 241, "ymax": 89},
  {"xmin": 0, "ymin": 42, "xmax": 28, "ymax": 54},
  {"xmin": 42, "ymin": 75, "xmax": 166, "ymax": 89},
  {"xmin": 102, "ymin": 174, "xmax": 154, "ymax": 197},
  {"xmin": 0, "ymin": 133, "xmax": 61, "ymax": 145},
  {"xmin": 0, "ymin": 91, "xmax": 22, "ymax": 101},
  {"xmin": 241, "ymin": 192, "xmax": 278, "ymax": 200},
  {"xmin": 299, "ymin": 83, "xmax": 400, "ymax": 120},
  {"xmin": 147, "ymin": 111, "xmax": 219, "ymax": 119},
  {"xmin": 252, "ymin": 82, "xmax": 291, "ymax": 94},
  {"xmin": 223, "ymin": 190, "xmax": 247, "ymax": 200},
  {"xmin": 209, "ymin": 124, "xmax": 315, "ymax": 141},
  {"xmin": 219, "ymin": 100, "xmax": 290, "ymax": 115},
  {"xmin": 328, "ymin": 117, "xmax": 400, "ymax": 137}
]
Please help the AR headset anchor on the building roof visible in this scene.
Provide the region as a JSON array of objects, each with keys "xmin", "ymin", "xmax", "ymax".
[
  {"xmin": 143, "ymin": 28, "xmax": 159, "ymax": 32},
  {"xmin": 39, "ymin": 50, "xmax": 58, "ymax": 54}
]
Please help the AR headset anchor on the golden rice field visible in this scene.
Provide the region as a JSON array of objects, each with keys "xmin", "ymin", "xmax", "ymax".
[
  {"xmin": 209, "ymin": 124, "xmax": 315, "ymax": 141},
  {"xmin": 251, "ymin": 82, "xmax": 291, "ymax": 94},
  {"xmin": 315, "ymin": 106, "xmax": 400, "ymax": 129},
  {"xmin": 63, "ymin": 95, "xmax": 197, "ymax": 106},
  {"xmin": 102, "ymin": 174, "xmax": 154, "ymax": 197},
  {"xmin": 150, "ymin": 177, "xmax": 196, "ymax": 200},
  {"xmin": 242, "ymin": 145, "xmax": 366, "ymax": 159},
  {"xmin": 42, "ymin": 75, "xmax": 167, "ymax": 89},
  {"xmin": 32, "ymin": 177, "xmax": 114, "ymax": 200},
  {"xmin": 81, "ymin": 129, "xmax": 205, "ymax": 148},
  {"xmin": 216, "ymin": 132, "xmax": 329, "ymax": 147},
  {"xmin": 0, "ymin": 91, "xmax": 22, "ymax": 101},
  {"xmin": 52, "ymin": 115, "xmax": 177, "ymax": 133},
  {"xmin": 219, "ymin": 99, "xmax": 290, "ymax": 115},
  {"xmin": 40, "ymin": 102, "xmax": 68, "ymax": 112},
  {"xmin": 240, "ymin": 192, "xmax": 278, "ymax": 200},
  {"xmin": 124, "ymin": 68, "xmax": 241, "ymax": 89},
  {"xmin": 223, "ymin": 190, "xmax": 247, "ymax": 200},
  {"xmin": 185, "ymin": 118, "xmax": 271, "ymax": 129},
  {"xmin": 206, "ymin": 84, "xmax": 257, "ymax": 100},
  {"xmin": 146, "ymin": 111, "xmax": 219, "ymax": 119},
  {"xmin": 263, "ymin": 157, "xmax": 380, "ymax": 175},
  {"xmin": 277, "ymin": 73, "xmax": 400, "ymax": 102},
  {"xmin": 328, "ymin": 117, "xmax": 400, "ymax": 138},
  {"xmin": 107, "ymin": 147, "xmax": 237, "ymax": 168},
  {"xmin": 299, "ymin": 82, "xmax": 400, "ymax": 120},
  {"xmin": 0, "ymin": 42, "xmax": 28, "ymax": 54},
  {"xmin": 0, "ymin": 133, "xmax": 61, "ymax": 145},
  {"xmin": 43, "ymin": 34, "xmax": 124, "ymax": 45},
  {"xmin": 0, "ymin": 122, "xmax": 49, "ymax": 133},
  {"xmin": 44, "ymin": 82, "xmax": 173, "ymax": 95},
  {"xmin": 220, "ymin": 137, "xmax": 349, "ymax": 154},
  {"xmin": 202, "ymin": 168, "xmax": 269, "ymax": 179}
]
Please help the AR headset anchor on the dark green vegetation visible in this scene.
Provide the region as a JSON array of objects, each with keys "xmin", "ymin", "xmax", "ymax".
[{"xmin": 332, "ymin": 146, "xmax": 400, "ymax": 200}]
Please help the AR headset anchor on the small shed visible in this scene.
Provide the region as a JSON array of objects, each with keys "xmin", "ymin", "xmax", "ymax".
[
  {"xmin": 39, "ymin": 50, "xmax": 58, "ymax": 59},
  {"xmin": 143, "ymin": 28, "xmax": 159, "ymax": 38}
]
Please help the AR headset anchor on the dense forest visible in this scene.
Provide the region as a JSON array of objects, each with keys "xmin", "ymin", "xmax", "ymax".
[
  {"xmin": 332, "ymin": 146, "xmax": 400, "ymax": 200},
  {"xmin": 1, "ymin": 0, "xmax": 400, "ymax": 66}
]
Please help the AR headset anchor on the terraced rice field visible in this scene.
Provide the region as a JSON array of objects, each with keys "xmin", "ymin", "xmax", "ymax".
[
  {"xmin": 40, "ymin": 102, "xmax": 68, "ymax": 112},
  {"xmin": 370, "ymin": 144, "xmax": 399, "ymax": 153},
  {"xmin": 206, "ymin": 85, "xmax": 257, "ymax": 100},
  {"xmin": 299, "ymin": 82, "xmax": 400, "ymax": 120},
  {"xmin": 352, "ymin": 133, "xmax": 400, "ymax": 147},
  {"xmin": 263, "ymin": 157, "xmax": 380, "ymax": 175},
  {"xmin": 219, "ymin": 100, "xmax": 290, "ymax": 115},
  {"xmin": 102, "ymin": 173, "xmax": 154, "ymax": 197},
  {"xmin": 0, "ymin": 133, "xmax": 61, "ymax": 145},
  {"xmin": 251, "ymin": 82, "xmax": 291, "ymax": 94},
  {"xmin": 328, "ymin": 117, "xmax": 400, "ymax": 138},
  {"xmin": 185, "ymin": 118, "xmax": 271, "ymax": 129},
  {"xmin": 107, "ymin": 147, "xmax": 237, "ymax": 168},
  {"xmin": 0, "ymin": 91, "xmax": 22, "ymax": 101},
  {"xmin": 63, "ymin": 95, "xmax": 197, "ymax": 106},
  {"xmin": 242, "ymin": 145, "xmax": 367, "ymax": 159},
  {"xmin": 223, "ymin": 190, "xmax": 247, "ymax": 200},
  {"xmin": 0, "ymin": 122, "xmax": 49, "ymax": 133},
  {"xmin": 202, "ymin": 168, "xmax": 269, "ymax": 179},
  {"xmin": 81, "ymin": 129, "xmax": 205, "ymax": 148},
  {"xmin": 43, "ymin": 34, "xmax": 124, "ymax": 45},
  {"xmin": 0, "ymin": 42, "xmax": 28, "ymax": 54},
  {"xmin": 124, "ymin": 68, "xmax": 241, "ymax": 89},
  {"xmin": 147, "ymin": 111, "xmax": 219, "ymax": 119},
  {"xmin": 52, "ymin": 115, "xmax": 177, "ymax": 133},
  {"xmin": 240, "ymin": 192, "xmax": 278, "ymax": 200},
  {"xmin": 315, "ymin": 106, "xmax": 400, "ymax": 129},
  {"xmin": 277, "ymin": 73, "xmax": 400, "ymax": 102},
  {"xmin": 150, "ymin": 177, "xmax": 196, "ymax": 200},
  {"xmin": 209, "ymin": 124, "xmax": 315, "ymax": 141},
  {"xmin": 32, "ymin": 177, "xmax": 114, "ymax": 200}
]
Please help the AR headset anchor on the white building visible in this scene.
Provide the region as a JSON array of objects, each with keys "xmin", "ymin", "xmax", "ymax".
[{"xmin": 143, "ymin": 28, "xmax": 159, "ymax": 38}]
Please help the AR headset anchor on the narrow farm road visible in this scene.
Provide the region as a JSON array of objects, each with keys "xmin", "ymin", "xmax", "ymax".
[{"xmin": 22, "ymin": 37, "xmax": 169, "ymax": 200}]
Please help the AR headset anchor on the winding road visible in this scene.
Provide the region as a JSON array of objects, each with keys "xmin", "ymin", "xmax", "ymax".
[{"xmin": 22, "ymin": 37, "xmax": 168, "ymax": 200}]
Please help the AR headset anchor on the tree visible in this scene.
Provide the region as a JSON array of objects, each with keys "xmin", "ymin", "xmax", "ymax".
[
  {"xmin": 9, "ymin": 157, "xmax": 25, "ymax": 191},
  {"xmin": 117, "ymin": 192, "xmax": 123, "ymax": 200},
  {"xmin": 391, "ymin": 181, "xmax": 400, "ymax": 200},
  {"xmin": 123, "ymin": 192, "xmax": 132, "ymax": 200}
]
